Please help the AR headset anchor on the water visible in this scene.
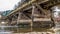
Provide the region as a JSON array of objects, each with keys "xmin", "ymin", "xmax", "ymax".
[
  {"xmin": 0, "ymin": 32, "xmax": 12, "ymax": 34},
  {"xmin": 0, "ymin": 25, "xmax": 55, "ymax": 34},
  {"xmin": 0, "ymin": 25, "xmax": 13, "ymax": 34}
]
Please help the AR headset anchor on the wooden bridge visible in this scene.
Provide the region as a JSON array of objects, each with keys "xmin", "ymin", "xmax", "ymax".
[{"xmin": 1, "ymin": 0, "xmax": 60, "ymax": 33}]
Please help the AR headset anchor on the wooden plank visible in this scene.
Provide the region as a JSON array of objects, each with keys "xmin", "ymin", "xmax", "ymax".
[
  {"xmin": 23, "ymin": 6, "xmax": 32, "ymax": 11},
  {"xmin": 34, "ymin": 18, "xmax": 51, "ymax": 21},
  {"xmin": 18, "ymin": 20, "xmax": 32, "ymax": 23},
  {"xmin": 38, "ymin": 0, "xmax": 48, "ymax": 4},
  {"xmin": 11, "ymin": 21, "xmax": 17, "ymax": 24}
]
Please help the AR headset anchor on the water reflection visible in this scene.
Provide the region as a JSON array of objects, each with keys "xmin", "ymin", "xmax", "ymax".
[
  {"xmin": 0, "ymin": 25, "xmax": 52, "ymax": 33},
  {"xmin": 0, "ymin": 26, "xmax": 17, "ymax": 32},
  {"xmin": 0, "ymin": 25, "xmax": 30, "ymax": 33},
  {"xmin": 0, "ymin": 25, "xmax": 14, "ymax": 34}
]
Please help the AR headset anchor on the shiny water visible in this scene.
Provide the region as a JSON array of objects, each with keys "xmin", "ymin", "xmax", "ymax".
[
  {"xmin": 0, "ymin": 25, "xmax": 14, "ymax": 34},
  {"xmin": 0, "ymin": 32, "xmax": 12, "ymax": 34}
]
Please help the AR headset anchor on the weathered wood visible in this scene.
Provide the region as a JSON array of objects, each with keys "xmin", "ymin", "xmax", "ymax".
[
  {"xmin": 34, "ymin": 18, "xmax": 51, "ymax": 21},
  {"xmin": 37, "ymin": 0, "xmax": 49, "ymax": 4},
  {"xmin": 6, "ymin": 0, "xmax": 36, "ymax": 17},
  {"xmin": 40, "ymin": 0, "xmax": 60, "ymax": 9},
  {"xmin": 35, "ymin": 4, "xmax": 46, "ymax": 15},
  {"xmin": 2, "ymin": 0, "xmax": 55, "ymax": 29},
  {"xmin": 17, "ymin": 12, "xmax": 22, "ymax": 24},
  {"xmin": 18, "ymin": 20, "xmax": 32, "ymax": 23},
  {"xmin": 11, "ymin": 21, "xmax": 17, "ymax": 24}
]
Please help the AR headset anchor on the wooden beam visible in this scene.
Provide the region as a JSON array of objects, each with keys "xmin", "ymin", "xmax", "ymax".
[
  {"xmin": 22, "ymin": 13, "xmax": 30, "ymax": 19},
  {"xmin": 23, "ymin": 6, "xmax": 32, "ymax": 11},
  {"xmin": 11, "ymin": 21, "xmax": 17, "ymax": 24},
  {"xmin": 17, "ymin": 12, "xmax": 22, "ymax": 24},
  {"xmin": 18, "ymin": 20, "xmax": 32, "ymax": 23},
  {"xmin": 38, "ymin": 0, "xmax": 49, "ymax": 4},
  {"xmin": 35, "ymin": 4, "xmax": 47, "ymax": 15},
  {"xmin": 34, "ymin": 18, "xmax": 51, "ymax": 21}
]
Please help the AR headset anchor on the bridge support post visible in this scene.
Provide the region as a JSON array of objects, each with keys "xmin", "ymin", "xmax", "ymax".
[
  {"xmin": 31, "ymin": 5, "xmax": 35, "ymax": 31},
  {"xmin": 17, "ymin": 11, "xmax": 22, "ymax": 32}
]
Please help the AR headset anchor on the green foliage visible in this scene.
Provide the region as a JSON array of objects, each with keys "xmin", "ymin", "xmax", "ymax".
[{"xmin": 1, "ymin": 10, "xmax": 13, "ymax": 16}]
